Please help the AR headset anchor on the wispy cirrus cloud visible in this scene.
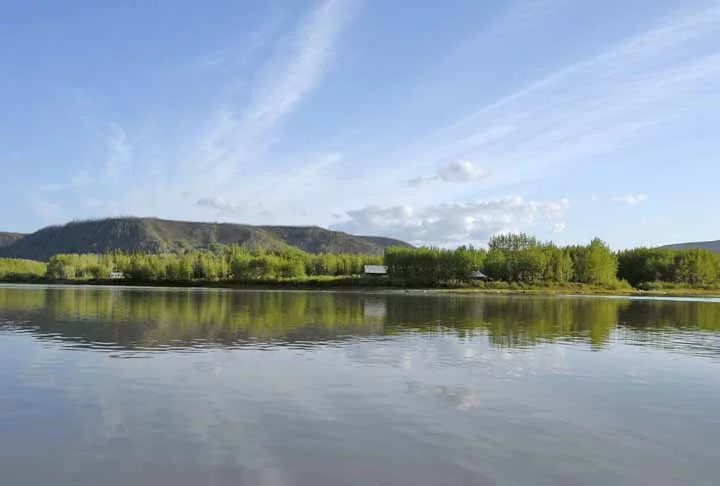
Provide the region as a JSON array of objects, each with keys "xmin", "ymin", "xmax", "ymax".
[
  {"xmin": 103, "ymin": 124, "xmax": 132, "ymax": 179},
  {"xmin": 14, "ymin": 1, "xmax": 718, "ymax": 248},
  {"xmin": 408, "ymin": 160, "xmax": 489, "ymax": 187},
  {"xmin": 242, "ymin": 0, "xmax": 353, "ymax": 137},
  {"xmin": 309, "ymin": 2, "xmax": 720, "ymax": 247},
  {"xmin": 188, "ymin": 0, "xmax": 355, "ymax": 191},
  {"xmin": 302, "ymin": 2, "xmax": 720, "ymax": 247},
  {"xmin": 38, "ymin": 122, "xmax": 133, "ymax": 193},
  {"xmin": 111, "ymin": 0, "xmax": 356, "ymax": 221},
  {"xmin": 612, "ymin": 194, "xmax": 648, "ymax": 205},
  {"xmin": 376, "ymin": 3, "xmax": 720, "ymax": 191}
]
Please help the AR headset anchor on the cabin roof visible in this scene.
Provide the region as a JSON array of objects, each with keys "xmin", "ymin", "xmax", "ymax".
[{"xmin": 364, "ymin": 265, "xmax": 388, "ymax": 274}]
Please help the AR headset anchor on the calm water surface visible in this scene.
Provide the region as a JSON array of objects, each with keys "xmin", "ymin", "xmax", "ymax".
[{"xmin": 1, "ymin": 284, "xmax": 719, "ymax": 485}]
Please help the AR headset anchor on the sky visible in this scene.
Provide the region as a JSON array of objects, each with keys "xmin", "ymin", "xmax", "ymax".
[{"xmin": 1, "ymin": 0, "xmax": 718, "ymax": 249}]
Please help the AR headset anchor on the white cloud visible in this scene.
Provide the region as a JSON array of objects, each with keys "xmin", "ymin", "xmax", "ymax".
[
  {"xmin": 334, "ymin": 196, "xmax": 569, "ymax": 246},
  {"xmin": 103, "ymin": 124, "xmax": 132, "ymax": 179},
  {"xmin": 408, "ymin": 160, "xmax": 489, "ymax": 186},
  {"xmin": 196, "ymin": 196, "xmax": 239, "ymax": 213},
  {"xmin": 438, "ymin": 160, "xmax": 489, "ymax": 182},
  {"xmin": 552, "ymin": 222, "xmax": 566, "ymax": 233},
  {"xmin": 612, "ymin": 194, "xmax": 648, "ymax": 205}
]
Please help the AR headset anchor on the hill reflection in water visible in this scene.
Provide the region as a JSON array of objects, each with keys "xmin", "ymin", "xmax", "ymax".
[{"xmin": 0, "ymin": 286, "xmax": 719, "ymax": 358}]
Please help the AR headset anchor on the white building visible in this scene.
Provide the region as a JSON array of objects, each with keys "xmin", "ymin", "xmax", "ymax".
[{"xmin": 364, "ymin": 265, "xmax": 388, "ymax": 276}]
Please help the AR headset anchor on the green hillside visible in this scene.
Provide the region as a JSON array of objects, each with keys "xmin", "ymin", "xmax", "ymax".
[
  {"xmin": 0, "ymin": 218, "xmax": 411, "ymax": 260},
  {"xmin": 659, "ymin": 240, "xmax": 720, "ymax": 252},
  {"xmin": 261, "ymin": 226, "xmax": 408, "ymax": 254}
]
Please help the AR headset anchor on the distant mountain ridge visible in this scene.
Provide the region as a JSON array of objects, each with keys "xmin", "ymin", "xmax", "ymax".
[
  {"xmin": 0, "ymin": 232, "xmax": 25, "ymax": 248},
  {"xmin": 0, "ymin": 217, "xmax": 411, "ymax": 261},
  {"xmin": 659, "ymin": 240, "xmax": 720, "ymax": 252}
]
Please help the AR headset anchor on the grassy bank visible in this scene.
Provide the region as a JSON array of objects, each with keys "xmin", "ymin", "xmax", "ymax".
[
  {"xmin": 444, "ymin": 284, "xmax": 720, "ymax": 298},
  {"xmin": 0, "ymin": 275, "xmax": 394, "ymax": 290},
  {"xmin": 2, "ymin": 276, "xmax": 720, "ymax": 298}
]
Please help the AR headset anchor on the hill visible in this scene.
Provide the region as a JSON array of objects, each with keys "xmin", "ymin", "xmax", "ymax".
[
  {"xmin": 0, "ymin": 232, "xmax": 25, "ymax": 248},
  {"xmin": 0, "ymin": 218, "xmax": 411, "ymax": 261},
  {"xmin": 659, "ymin": 240, "xmax": 720, "ymax": 252}
]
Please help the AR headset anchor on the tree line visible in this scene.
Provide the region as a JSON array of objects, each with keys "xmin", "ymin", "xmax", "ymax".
[
  {"xmin": 386, "ymin": 234, "xmax": 619, "ymax": 287},
  {"xmin": 44, "ymin": 244, "xmax": 382, "ymax": 282},
  {"xmin": 385, "ymin": 234, "xmax": 720, "ymax": 289},
  {"xmin": 2, "ymin": 234, "xmax": 720, "ymax": 289},
  {"xmin": 617, "ymin": 247, "xmax": 720, "ymax": 288}
]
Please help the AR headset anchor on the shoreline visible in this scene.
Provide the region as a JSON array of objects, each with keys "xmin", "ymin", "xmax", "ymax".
[{"xmin": 2, "ymin": 278, "xmax": 720, "ymax": 298}]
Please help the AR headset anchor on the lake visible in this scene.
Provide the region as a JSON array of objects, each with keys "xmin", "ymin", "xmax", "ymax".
[{"xmin": 1, "ymin": 284, "xmax": 719, "ymax": 486}]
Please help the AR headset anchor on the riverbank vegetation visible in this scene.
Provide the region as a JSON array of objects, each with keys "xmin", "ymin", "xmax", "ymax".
[
  {"xmin": 0, "ymin": 258, "xmax": 47, "ymax": 280},
  {"xmin": 1, "ymin": 234, "xmax": 720, "ymax": 294},
  {"xmin": 43, "ymin": 246, "xmax": 382, "ymax": 281}
]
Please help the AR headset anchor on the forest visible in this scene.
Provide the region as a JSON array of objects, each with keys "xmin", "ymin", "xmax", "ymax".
[
  {"xmin": 1, "ymin": 233, "xmax": 720, "ymax": 290},
  {"xmin": 40, "ymin": 244, "xmax": 382, "ymax": 282},
  {"xmin": 388, "ymin": 234, "xmax": 720, "ymax": 289}
]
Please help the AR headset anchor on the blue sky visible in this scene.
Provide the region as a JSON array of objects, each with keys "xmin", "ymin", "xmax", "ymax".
[{"xmin": 1, "ymin": 0, "xmax": 718, "ymax": 249}]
